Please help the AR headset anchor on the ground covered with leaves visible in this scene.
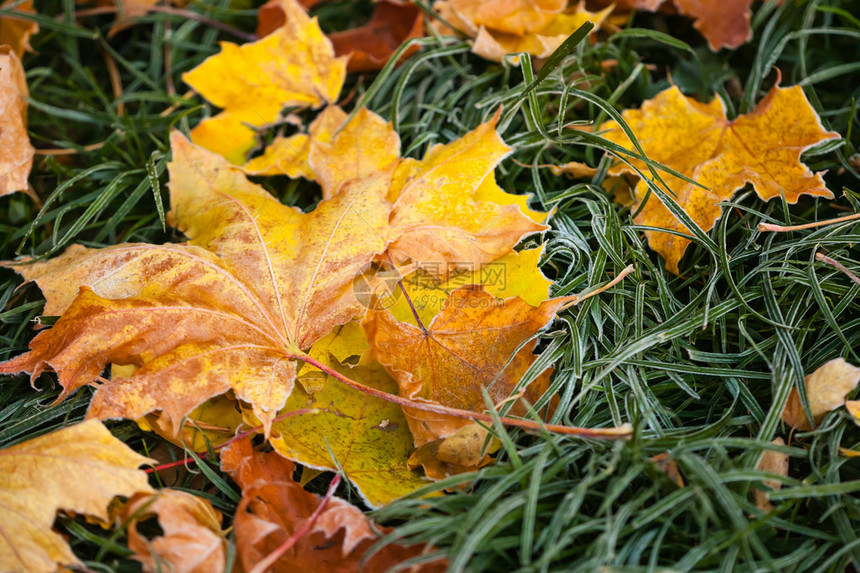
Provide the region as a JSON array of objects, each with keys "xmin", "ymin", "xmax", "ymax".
[{"xmin": 1, "ymin": 0, "xmax": 860, "ymax": 571}]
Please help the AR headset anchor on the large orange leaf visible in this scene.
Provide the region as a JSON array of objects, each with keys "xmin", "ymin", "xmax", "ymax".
[
  {"xmin": 0, "ymin": 46, "xmax": 34, "ymax": 198},
  {"xmin": 0, "ymin": 133, "xmax": 392, "ymax": 435},
  {"xmin": 0, "ymin": 419, "xmax": 152, "ymax": 573},
  {"xmin": 364, "ymin": 285, "xmax": 563, "ymax": 446},
  {"xmin": 222, "ymin": 438, "xmax": 446, "ymax": 572},
  {"xmin": 598, "ymin": 84, "xmax": 838, "ymax": 274},
  {"xmin": 386, "ymin": 113, "xmax": 547, "ymax": 277},
  {"xmin": 183, "ymin": 0, "xmax": 346, "ymax": 164}
]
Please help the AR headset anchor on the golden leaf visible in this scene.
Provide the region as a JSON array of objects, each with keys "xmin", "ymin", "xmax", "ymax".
[
  {"xmin": 0, "ymin": 420, "xmax": 152, "ymax": 573},
  {"xmin": 599, "ymin": 84, "xmax": 839, "ymax": 273}
]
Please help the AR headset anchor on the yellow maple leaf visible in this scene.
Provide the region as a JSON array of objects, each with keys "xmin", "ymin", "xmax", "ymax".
[
  {"xmin": 243, "ymin": 105, "xmax": 347, "ymax": 178},
  {"xmin": 0, "ymin": 420, "xmax": 152, "ymax": 573},
  {"xmin": 183, "ymin": 0, "xmax": 346, "ymax": 164},
  {"xmin": 599, "ymin": 84, "xmax": 839, "ymax": 274},
  {"xmin": 264, "ymin": 322, "xmax": 432, "ymax": 507}
]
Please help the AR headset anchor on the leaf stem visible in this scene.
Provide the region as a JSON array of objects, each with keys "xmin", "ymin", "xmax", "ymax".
[
  {"xmin": 758, "ymin": 212, "xmax": 860, "ymax": 232},
  {"xmin": 294, "ymin": 353, "xmax": 632, "ymax": 440},
  {"xmin": 560, "ymin": 264, "xmax": 635, "ymax": 310},
  {"xmin": 815, "ymin": 252, "xmax": 860, "ymax": 286}
]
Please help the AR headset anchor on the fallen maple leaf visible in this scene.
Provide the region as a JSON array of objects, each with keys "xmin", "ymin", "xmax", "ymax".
[
  {"xmin": 302, "ymin": 107, "xmax": 547, "ymax": 276},
  {"xmin": 184, "ymin": 0, "xmax": 346, "ymax": 164},
  {"xmin": 222, "ymin": 438, "xmax": 446, "ymax": 572},
  {"xmin": 0, "ymin": 46, "xmax": 34, "ymax": 198},
  {"xmin": 781, "ymin": 358, "xmax": 860, "ymax": 431},
  {"xmin": 598, "ymin": 84, "xmax": 839, "ymax": 273},
  {"xmin": 0, "ymin": 419, "xmax": 153, "ymax": 573},
  {"xmin": 0, "ymin": 133, "xmax": 392, "ymax": 436},
  {"xmin": 258, "ymin": 0, "xmax": 425, "ymax": 73},
  {"xmin": 124, "ymin": 489, "xmax": 228, "ymax": 573},
  {"xmin": 434, "ymin": 0, "xmax": 612, "ymax": 61},
  {"xmin": 264, "ymin": 322, "xmax": 432, "ymax": 507},
  {"xmin": 0, "ymin": 0, "xmax": 38, "ymax": 56},
  {"xmin": 364, "ymin": 284, "xmax": 564, "ymax": 447}
]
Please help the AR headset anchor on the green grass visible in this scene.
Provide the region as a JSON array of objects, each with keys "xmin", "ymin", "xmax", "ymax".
[{"xmin": 1, "ymin": 0, "xmax": 860, "ymax": 571}]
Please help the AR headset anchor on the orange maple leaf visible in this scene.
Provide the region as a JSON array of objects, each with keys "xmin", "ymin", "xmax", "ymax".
[
  {"xmin": 593, "ymin": 0, "xmax": 755, "ymax": 51},
  {"xmin": 0, "ymin": 133, "xmax": 392, "ymax": 435},
  {"xmin": 598, "ymin": 84, "xmax": 839, "ymax": 274},
  {"xmin": 0, "ymin": 420, "xmax": 152, "ymax": 573},
  {"xmin": 434, "ymin": 0, "xmax": 611, "ymax": 61},
  {"xmin": 364, "ymin": 285, "xmax": 565, "ymax": 447},
  {"xmin": 222, "ymin": 438, "xmax": 446, "ymax": 572},
  {"xmin": 0, "ymin": 46, "xmax": 34, "ymax": 198}
]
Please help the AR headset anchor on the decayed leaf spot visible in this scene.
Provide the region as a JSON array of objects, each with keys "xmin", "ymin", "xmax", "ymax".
[
  {"xmin": 0, "ymin": 420, "xmax": 152, "ymax": 573},
  {"xmin": 599, "ymin": 84, "xmax": 838, "ymax": 273}
]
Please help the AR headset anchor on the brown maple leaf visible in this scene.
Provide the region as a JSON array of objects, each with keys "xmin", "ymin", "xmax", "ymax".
[
  {"xmin": 0, "ymin": 133, "xmax": 392, "ymax": 436},
  {"xmin": 222, "ymin": 438, "xmax": 447, "ymax": 572},
  {"xmin": 591, "ymin": 0, "xmax": 756, "ymax": 51}
]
